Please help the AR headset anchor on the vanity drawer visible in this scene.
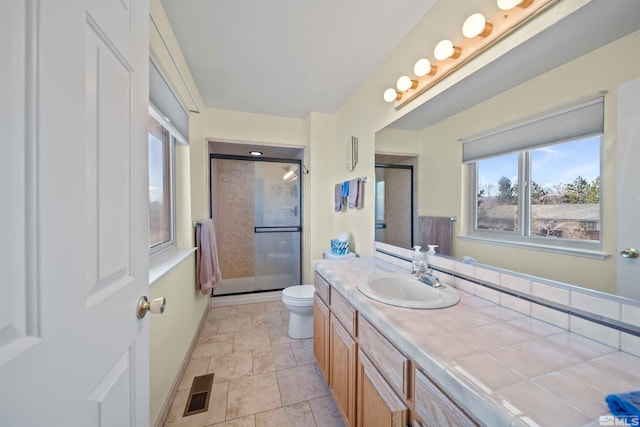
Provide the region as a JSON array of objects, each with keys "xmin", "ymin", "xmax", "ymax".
[
  {"xmin": 330, "ymin": 287, "xmax": 357, "ymax": 337},
  {"xmin": 314, "ymin": 272, "xmax": 330, "ymax": 305},
  {"xmin": 358, "ymin": 314, "xmax": 410, "ymax": 399},
  {"xmin": 414, "ymin": 368, "xmax": 477, "ymax": 427}
]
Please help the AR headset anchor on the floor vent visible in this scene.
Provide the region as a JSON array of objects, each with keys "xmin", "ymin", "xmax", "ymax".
[{"xmin": 183, "ymin": 373, "xmax": 214, "ymax": 417}]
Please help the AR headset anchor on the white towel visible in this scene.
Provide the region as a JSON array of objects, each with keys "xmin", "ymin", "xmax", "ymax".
[{"xmin": 196, "ymin": 219, "xmax": 222, "ymax": 295}]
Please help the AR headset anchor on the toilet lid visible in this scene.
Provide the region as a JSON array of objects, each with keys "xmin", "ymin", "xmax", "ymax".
[{"xmin": 282, "ymin": 285, "xmax": 315, "ymax": 299}]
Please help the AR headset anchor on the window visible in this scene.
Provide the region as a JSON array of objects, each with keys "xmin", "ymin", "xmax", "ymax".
[
  {"xmin": 148, "ymin": 110, "xmax": 175, "ymax": 252},
  {"xmin": 148, "ymin": 55, "xmax": 189, "ymax": 254},
  {"xmin": 465, "ymin": 96, "xmax": 604, "ymax": 255}
]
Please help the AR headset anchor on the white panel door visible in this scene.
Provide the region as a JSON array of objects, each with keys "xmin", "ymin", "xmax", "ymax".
[
  {"xmin": 0, "ymin": 1, "xmax": 150, "ymax": 426},
  {"xmin": 617, "ymin": 77, "xmax": 640, "ymax": 300}
]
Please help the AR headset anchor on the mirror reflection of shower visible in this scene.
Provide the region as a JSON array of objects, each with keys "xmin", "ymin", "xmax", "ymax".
[
  {"xmin": 375, "ymin": 153, "xmax": 417, "ymax": 249},
  {"xmin": 209, "ymin": 142, "xmax": 303, "ymax": 296}
]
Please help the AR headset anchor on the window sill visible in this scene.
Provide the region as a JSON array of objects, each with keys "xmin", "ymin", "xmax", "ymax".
[
  {"xmin": 458, "ymin": 234, "xmax": 608, "ymax": 260},
  {"xmin": 149, "ymin": 247, "xmax": 196, "ymax": 286}
]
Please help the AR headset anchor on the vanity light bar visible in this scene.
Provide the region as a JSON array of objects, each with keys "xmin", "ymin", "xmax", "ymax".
[{"xmin": 383, "ymin": 0, "xmax": 556, "ymax": 109}]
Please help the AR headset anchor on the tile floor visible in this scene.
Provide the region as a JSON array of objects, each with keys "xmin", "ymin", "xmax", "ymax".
[{"xmin": 164, "ymin": 300, "xmax": 345, "ymax": 427}]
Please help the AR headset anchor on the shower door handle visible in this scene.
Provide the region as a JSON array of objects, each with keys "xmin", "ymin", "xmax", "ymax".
[{"xmin": 254, "ymin": 226, "xmax": 301, "ymax": 233}]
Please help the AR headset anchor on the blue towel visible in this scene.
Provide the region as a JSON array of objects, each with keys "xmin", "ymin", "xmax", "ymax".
[
  {"xmin": 341, "ymin": 180, "xmax": 349, "ymax": 197},
  {"xmin": 606, "ymin": 391, "xmax": 640, "ymax": 423}
]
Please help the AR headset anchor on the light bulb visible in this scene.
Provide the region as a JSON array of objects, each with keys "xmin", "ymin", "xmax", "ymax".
[
  {"xmin": 283, "ymin": 170, "xmax": 294, "ymax": 180},
  {"xmin": 462, "ymin": 13, "xmax": 492, "ymax": 38},
  {"xmin": 497, "ymin": 0, "xmax": 532, "ymax": 10},
  {"xmin": 414, "ymin": 58, "xmax": 437, "ymax": 77},
  {"xmin": 396, "ymin": 76, "xmax": 417, "ymax": 92},
  {"xmin": 383, "ymin": 88, "xmax": 400, "ymax": 103},
  {"xmin": 434, "ymin": 40, "xmax": 461, "ymax": 60}
]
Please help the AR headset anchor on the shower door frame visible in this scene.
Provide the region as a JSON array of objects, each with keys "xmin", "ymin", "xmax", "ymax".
[
  {"xmin": 209, "ymin": 153, "xmax": 303, "ymax": 295},
  {"xmin": 375, "ymin": 163, "xmax": 415, "ymax": 248}
]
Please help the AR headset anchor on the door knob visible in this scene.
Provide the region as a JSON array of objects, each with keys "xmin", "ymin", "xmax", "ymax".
[
  {"xmin": 620, "ymin": 248, "xmax": 640, "ymax": 259},
  {"xmin": 137, "ymin": 296, "xmax": 166, "ymax": 319}
]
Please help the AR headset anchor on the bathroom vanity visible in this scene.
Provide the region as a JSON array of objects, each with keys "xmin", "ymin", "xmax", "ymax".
[{"xmin": 313, "ymin": 250, "xmax": 640, "ymax": 426}]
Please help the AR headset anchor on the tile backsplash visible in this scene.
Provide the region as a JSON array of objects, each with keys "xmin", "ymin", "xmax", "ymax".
[{"xmin": 373, "ymin": 242, "xmax": 640, "ymax": 357}]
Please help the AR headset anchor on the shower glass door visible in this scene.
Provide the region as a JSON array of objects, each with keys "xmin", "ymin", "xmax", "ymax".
[
  {"xmin": 375, "ymin": 164, "xmax": 414, "ymax": 248},
  {"xmin": 211, "ymin": 155, "xmax": 302, "ymax": 295}
]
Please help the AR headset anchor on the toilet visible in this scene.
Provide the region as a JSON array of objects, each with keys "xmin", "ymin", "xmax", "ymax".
[{"xmin": 281, "ymin": 284, "xmax": 315, "ymax": 339}]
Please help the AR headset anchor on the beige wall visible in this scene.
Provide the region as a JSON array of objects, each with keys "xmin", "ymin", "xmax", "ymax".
[
  {"xmin": 149, "ymin": 255, "xmax": 205, "ymax": 426},
  {"xmin": 204, "ymin": 107, "xmax": 307, "ymax": 146},
  {"xmin": 149, "ymin": 1, "xmax": 209, "ymax": 426}
]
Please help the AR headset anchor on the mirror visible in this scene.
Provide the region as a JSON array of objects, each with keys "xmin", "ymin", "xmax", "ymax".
[{"xmin": 373, "ymin": 14, "xmax": 640, "ymax": 300}]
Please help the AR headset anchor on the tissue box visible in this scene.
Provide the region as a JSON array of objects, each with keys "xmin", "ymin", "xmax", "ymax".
[{"xmin": 330, "ymin": 239, "xmax": 350, "ymax": 254}]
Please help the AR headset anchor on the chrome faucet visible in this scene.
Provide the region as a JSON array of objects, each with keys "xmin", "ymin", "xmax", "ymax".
[{"xmin": 417, "ymin": 270, "xmax": 442, "ymax": 288}]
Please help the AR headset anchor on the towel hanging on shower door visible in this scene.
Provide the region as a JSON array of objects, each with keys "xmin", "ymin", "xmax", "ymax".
[{"xmin": 195, "ymin": 219, "xmax": 222, "ymax": 295}]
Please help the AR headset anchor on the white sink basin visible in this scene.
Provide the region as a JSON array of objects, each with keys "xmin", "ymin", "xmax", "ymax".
[{"xmin": 357, "ymin": 273, "xmax": 460, "ymax": 309}]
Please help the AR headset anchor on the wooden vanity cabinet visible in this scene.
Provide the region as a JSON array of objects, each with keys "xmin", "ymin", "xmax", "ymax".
[
  {"xmin": 329, "ymin": 313, "xmax": 357, "ymax": 427},
  {"xmin": 315, "ymin": 271, "xmax": 471, "ymax": 427},
  {"xmin": 414, "ymin": 368, "xmax": 477, "ymax": 427},
  {"xmin": 313, "ymin": 273, "xmax": 331, "ymax": 382},
  {"xmin": 357, "ymin": 314, "xmax": 410, "ymax": 427},
  {"xmin": 314, "ymin": 274, "xmax": 358, "ymax": 427},
  {"xmin": 357, "ymin": 349, "xmax": 409, "ymax": 427},
  {"xmin": 358, "ymin": 315, "xmax": 410, "ymax": 400},
  {"xmin": 313, "ymin": 293, "xmax": 330, "ymax": 382},
  {"xmin": 314, "ymin": 271, "xmax": 330, "ymax": 303}
]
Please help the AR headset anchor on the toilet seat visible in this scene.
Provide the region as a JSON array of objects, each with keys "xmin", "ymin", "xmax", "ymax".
[{"xmin": 282, "ymin": 284, "xmax": 315, "ymax": 300}]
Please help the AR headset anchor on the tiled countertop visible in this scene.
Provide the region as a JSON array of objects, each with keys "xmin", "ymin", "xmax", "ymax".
[{"xmin": 314, "ymin": 257, "xmax": 640, "ymax": 427}]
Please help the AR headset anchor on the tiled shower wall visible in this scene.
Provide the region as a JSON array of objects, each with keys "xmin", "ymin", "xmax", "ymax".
[{"xmin": 213, "ymin": 159, "xmax": 255, "ymax": 278}]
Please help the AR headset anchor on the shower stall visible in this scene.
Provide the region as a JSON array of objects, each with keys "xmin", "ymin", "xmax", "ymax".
[{"xmin": 210, "ymin": 152, "xmax": 302, "ymax": 296}]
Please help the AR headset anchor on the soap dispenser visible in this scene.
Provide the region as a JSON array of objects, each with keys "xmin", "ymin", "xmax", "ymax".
[{"xmin": 411, "ymin": 246, "xmax": 426, "ymax": 275}]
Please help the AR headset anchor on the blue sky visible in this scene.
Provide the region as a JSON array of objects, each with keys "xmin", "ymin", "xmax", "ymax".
[
  {"xmin": 149, "ymin": 133, "xmax": 165, "ymax": 202},
  {"xmin": 478, "ymin": 136, "xmax": 600, "ymax": 196}
]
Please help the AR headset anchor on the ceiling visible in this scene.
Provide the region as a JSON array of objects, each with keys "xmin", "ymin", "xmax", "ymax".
[
  {"xmin": 160, "ymin": 0, "xmax": 439, "ymax": 119},
  {"xmin": 161, "ymin": 0, "xmax": 640, "ymax": 126}
]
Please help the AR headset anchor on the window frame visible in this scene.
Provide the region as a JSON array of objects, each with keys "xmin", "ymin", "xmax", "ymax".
[
  {"xmin": 463, "ymin": 97, "xmax": 606, "ymax": 259},
  {"xmin": 148, "ymin": 106, "xmax": 177, "ymax": 256}
]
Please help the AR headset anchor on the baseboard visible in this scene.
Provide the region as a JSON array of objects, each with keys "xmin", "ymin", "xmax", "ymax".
[
  {"xmin": 210, "ymin": 290, "xmax": 282, "ymax": 308},
  {"xmin": 154, "ymin": 303, "xmax": 209, "ymax": 427}
]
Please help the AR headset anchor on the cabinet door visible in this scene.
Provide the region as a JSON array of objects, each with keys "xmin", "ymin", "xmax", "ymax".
[
  {"xmin": 330, "ymin": 314, "xmax": 357, "ymax": 427},
  {"xmin": 313, "ymin": 294, "xmax": 330, "ymax": 382},
  {"xmin": 414, "ymin": 368, "xmax": 477, "ymax": 427},
  {"xmin": 357, "ymin": 349, "xmax": 408, "ymax": 427},
  {"xmin": 358, "ymin": 314, "xmax": 410, "ymax": 399}
]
